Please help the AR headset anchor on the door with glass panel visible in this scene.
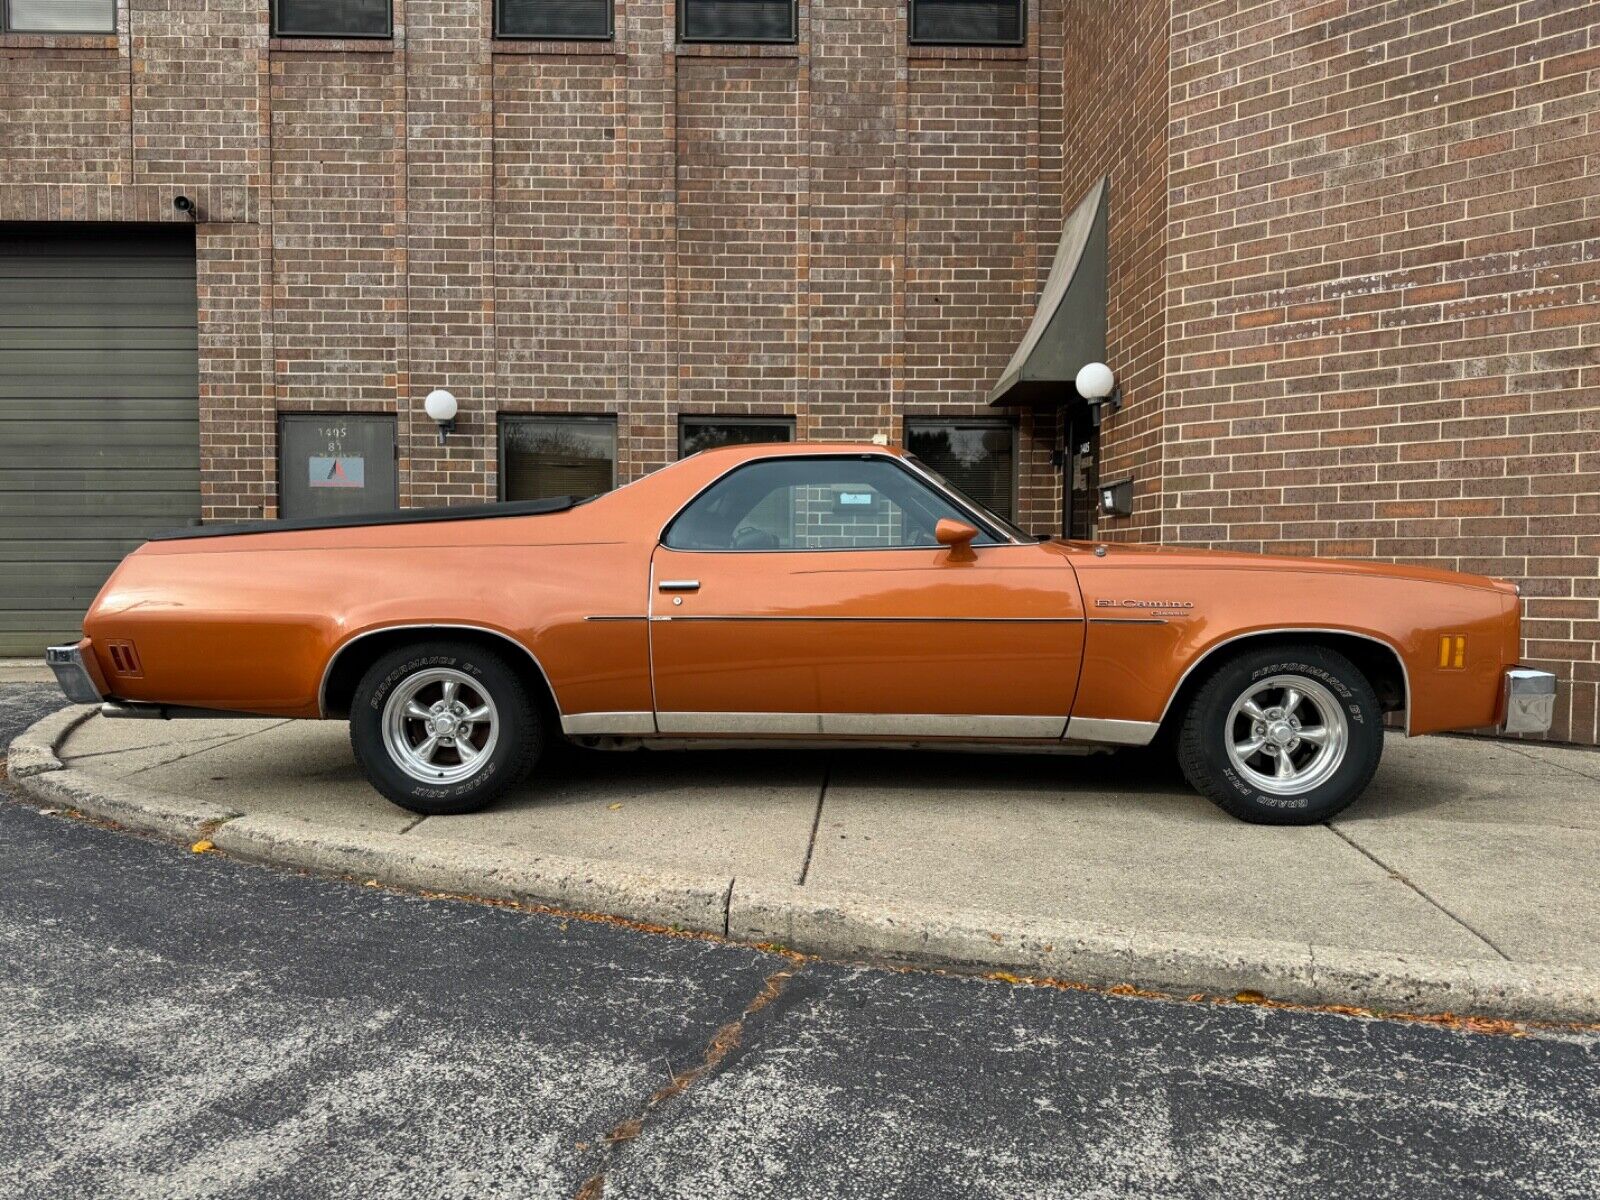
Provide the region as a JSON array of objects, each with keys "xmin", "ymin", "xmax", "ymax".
[{"xmin": 648, "ymin": 454, "xmax": 1084, "ymax": 737}]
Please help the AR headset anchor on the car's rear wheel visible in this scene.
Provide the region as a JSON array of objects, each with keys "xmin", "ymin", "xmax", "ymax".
[
  {"xmin": 349, "ymin": 640, "xmax": 540, "ymax": 815},
  {"xmin": 1177, "ymin": 644, "xmax": 1382, "ymax": 825}
]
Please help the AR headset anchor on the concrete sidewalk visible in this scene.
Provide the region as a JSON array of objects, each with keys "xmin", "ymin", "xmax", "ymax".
[{"xmin": 12, "ymin": 707, "xmax": 1600, "ymax": 1020}]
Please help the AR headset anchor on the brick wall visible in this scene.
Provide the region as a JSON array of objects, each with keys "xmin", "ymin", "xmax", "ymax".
[
  {"xmin": 1076, "ymin": 0, "xmax": 1600, "ymax": 745},
  {"xmin": 1, "ymin": 0, "xmax": 1060, "ymax": 516}
]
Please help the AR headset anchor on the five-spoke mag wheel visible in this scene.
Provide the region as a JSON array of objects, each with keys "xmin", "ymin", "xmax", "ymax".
[
  {"xmin": 350, "ymin": 641, "xmax": 541, "ymax": 816},
  {"xmin": 1178, "ymin": 644, "xmax": 1382, "ymax": 825}
]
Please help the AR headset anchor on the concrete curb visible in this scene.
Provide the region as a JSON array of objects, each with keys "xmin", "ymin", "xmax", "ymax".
[
  {"xmin": 5, "ymin": 704, "xmax": 95, "ymax": 778},
  {"xmin": 9, "ymin": 711, "xmax": 1600, "ymax": 1023}
]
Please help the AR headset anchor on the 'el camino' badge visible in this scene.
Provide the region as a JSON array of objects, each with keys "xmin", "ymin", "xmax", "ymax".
[{"xmin": 1096, "ymin": 598, "xmax": 1195, "ymax": 612}]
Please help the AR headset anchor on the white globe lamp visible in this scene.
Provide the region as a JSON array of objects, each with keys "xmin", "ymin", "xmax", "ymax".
[{"xmin": 424, "ymin": 389, "xmax": 458, "ymax": 443}]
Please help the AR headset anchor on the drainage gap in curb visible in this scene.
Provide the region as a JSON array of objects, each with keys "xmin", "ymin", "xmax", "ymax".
[{"xmin": 573, "ymin": 965, "xmax": 802, "ymax": 1199}]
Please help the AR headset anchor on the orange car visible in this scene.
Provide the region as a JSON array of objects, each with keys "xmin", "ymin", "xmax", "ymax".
[{"xmin": 46, "ymin": 442, "xmax": 1555, "ymax": 824}]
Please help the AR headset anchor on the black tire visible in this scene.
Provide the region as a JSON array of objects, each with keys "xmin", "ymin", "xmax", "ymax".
[
  {"xmin": 349, "ymin": 640, "xmax": 541, "ymax": 815},
  {"xmin": 1177, "ymin": 643, "xmax": 1383, "ymax": 825}
]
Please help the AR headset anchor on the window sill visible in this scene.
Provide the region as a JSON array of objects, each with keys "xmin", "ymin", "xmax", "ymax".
[
  {"xmin": 493, "ymin": 39, "xmax": 622, "ymax": 56},
  {"xmin": 0, "ymin": 32, "xmax": 120, "ymax": 51},
  {"xmin": 268, "ymin": 35, "xmax": 397, "ymax": 53},
  {"xmin": 908, "ymin": 43, "xmax": 1029, "ymax": 61},
  {"xmin": 675, "ymin": 42, "xmax": 801, "ymax": 58}
]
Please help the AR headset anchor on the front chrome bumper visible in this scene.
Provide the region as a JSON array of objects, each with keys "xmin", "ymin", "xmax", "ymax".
[
  {"xmin": 1501, "ymin": 667, "xmax": 1557, "ymax": 735},
  {"xmin": 45, "ymin": 644, "xmax": 104, "ymax": 705}
]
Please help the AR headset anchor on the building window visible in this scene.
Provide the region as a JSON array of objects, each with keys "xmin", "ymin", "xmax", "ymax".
[
  {"xmin": 678, "ymin": 0, "xmax": 795, "ymax": 45},
  {"xmin": 904, "ymin": 418, "xmax": 1017, "ymax": 521},
  {"xmin": 3, "ymin": 0, "xmax": 116, "ymax": 32},
  {"xmin": 271, "ymin": 0, "xmax": 391, "ymax": 38},
  {"xmin": 497, "ymin": 0, "xmax": 611, "ymax": 40},
  {"xmin": 679, "ymin": 415, "xmax": 795, "ymax": 458},
  {"xmin": 501, "ymin": 415, "xmax": 617, "ymax": 502},
  {"xmin": 908, "ymin": 0, "xmax": 1024, "ymax": 47}
]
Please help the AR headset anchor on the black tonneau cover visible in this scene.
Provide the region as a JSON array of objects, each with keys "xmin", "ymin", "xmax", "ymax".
[{"xmin": 148, "ymin": 495, "xmax": 588, "ymax": 542}]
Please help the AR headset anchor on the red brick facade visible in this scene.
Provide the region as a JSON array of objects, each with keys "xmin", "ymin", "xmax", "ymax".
[{"xmin": 4, "ymin": 1, "xmax": 1598, "ymax": 743}]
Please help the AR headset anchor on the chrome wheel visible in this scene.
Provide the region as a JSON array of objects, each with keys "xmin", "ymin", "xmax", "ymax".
[
  {"xmin": 1224, "ymin": 674, "xmax": 1348, "ymax": 797},
  {"xmin": 381, "ymin": 668, "xmax": 500, "ymax": 785}
]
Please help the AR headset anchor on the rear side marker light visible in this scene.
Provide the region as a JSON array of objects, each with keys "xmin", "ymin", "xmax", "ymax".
[
  {"xmin": 106, "ymin": 640, "xmax": 143, "ymax": 678},
  {"xmin": 1438, "ymin": 634, "xmax": 1466, "ymax": 670}
]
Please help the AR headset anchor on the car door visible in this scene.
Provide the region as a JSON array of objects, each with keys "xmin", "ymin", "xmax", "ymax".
[{"xmin": 648, "ymin": 453, "xmax": 1085, "ymax": 738}]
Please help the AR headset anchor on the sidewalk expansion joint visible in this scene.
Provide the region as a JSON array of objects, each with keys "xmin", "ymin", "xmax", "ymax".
[
  {"xmin": 721, "ymin": 878, "xmax": 734, "ymax": 938},
  {"xmin": 572, "ymin": 964, "xmax": 803, "ymax": 1200},
  {"xmin": 797, "ymin": 762, "xmax": 828, "ymax": 887},
  {"xmin": 1326, "ymin": 823, "xmax": 1512, "ymax": 961}
]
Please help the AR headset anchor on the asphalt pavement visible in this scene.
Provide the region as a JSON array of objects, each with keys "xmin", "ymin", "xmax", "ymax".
[{"xmin": 2, "ymin": 682, "xmax": 1597, "ymax": 1199}]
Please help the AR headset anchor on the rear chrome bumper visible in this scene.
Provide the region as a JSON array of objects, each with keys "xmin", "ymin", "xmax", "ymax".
[
  {"xmin": 45, "ymin": 643, "xmax": 105, "ymax": 704},
  {"xmin": 1501, "ymin": 667, "xmax": 1557, "ymax": 735}
]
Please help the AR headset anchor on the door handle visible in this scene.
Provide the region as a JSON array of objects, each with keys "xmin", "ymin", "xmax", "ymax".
[{"xmin": 658, "ymin": 580, "xmax": 700, "ymax": 593}]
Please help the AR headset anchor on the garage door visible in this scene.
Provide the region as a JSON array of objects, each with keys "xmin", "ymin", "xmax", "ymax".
[{"xmin": 0, "ymin": 225, "xmax": 201, "ymax": 656}]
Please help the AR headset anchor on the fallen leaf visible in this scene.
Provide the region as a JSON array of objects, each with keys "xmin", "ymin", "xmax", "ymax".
[
  {"xmin": 364, "ymin": 879, "xmax": 381, "ymax": 888},
  {"xmin": 1234, "ymin": 990, "xmax": 1267, "ymax": 1004},
  {"xmin": 190, "ymin": 839, "xmax": 214, "ymax": 854},
  {"xmin": 607, "ymin": 803, "xmax": 623, "ymax": 811}
]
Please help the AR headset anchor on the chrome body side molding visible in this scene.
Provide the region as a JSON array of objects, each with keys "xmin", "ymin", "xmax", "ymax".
[
  {"xmin": 560, "ymin": 711, "xmax": 657, "ymax": 736},
  {"xmin": 652, "ymin": 711, "xmax": 1068, "ymax": 739},
  {"xmin": 1062, "ymin": 716, "xmax": 1160, "ymax": 746}
]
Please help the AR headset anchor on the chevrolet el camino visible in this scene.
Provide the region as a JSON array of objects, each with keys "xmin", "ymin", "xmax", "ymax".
[{"xmin": 47, "ymin": 443, "xmax": 1556, "ymax": 824}]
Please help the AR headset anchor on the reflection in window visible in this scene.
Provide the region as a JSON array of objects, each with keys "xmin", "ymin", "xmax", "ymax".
[
  {"xmin": 905, "ymin": 419, "xmax": 1017, "ymax": 521},
  {"xmin": 678, "ymin": 415, "xmax": 795, "ymax": 458},
  {"xmin": 272, "ymin": 0, "xmax": 391, "ymax": 37},
  {"xmin": 5, "ymin": 0, "xmax": 116, "ymax": 31},
  {"xmin": 501, "ymin": 416, "xmax": 616, "ymax": 502}
]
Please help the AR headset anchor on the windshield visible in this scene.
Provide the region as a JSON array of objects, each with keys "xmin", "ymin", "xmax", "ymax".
[{"xmin": 905, "ymin": 455, "xmax": 1033, "ymax": 543}]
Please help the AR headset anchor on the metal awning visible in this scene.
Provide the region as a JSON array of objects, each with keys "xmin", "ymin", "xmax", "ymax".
[{"xmin": 988, "ymin": 177, "xmax": 1108, "ymax": 407}]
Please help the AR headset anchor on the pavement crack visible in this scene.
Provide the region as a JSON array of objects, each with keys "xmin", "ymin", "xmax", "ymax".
[
  {"xmin": 125, "ymin": 720, "xmax": 295, "ymax": 778},
  {"xmin": 573, "ymin": 965, "xmax": 802, "ymax": 1199},
  {"xmin": 797, "ymin": 761, "xmax": 828, "ymax": 886},
  {"xmin": 1326, "ymin": 823, "xmax": 1512, "ymax": 961}
]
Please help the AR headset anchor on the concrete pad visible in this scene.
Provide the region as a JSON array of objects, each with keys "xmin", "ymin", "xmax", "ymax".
[
  {"xmin": 59, "ymin": 715, "xmax": 286, "ymax": 770},
  {"xmin": 411, "ymin": 747, "xmax": 825, "ymax": 882},
  {"xmin": 116, "ymin": 720, "xmax": 417, "ymax": 835},
  {"xmin": 1347, "ymin": 734, "xmax": 1600, "ymax": 830},
  {"xmin": 805, "ymin": 749, "xmax": 1497, "ymax": 960},
  {"xmin": 1333, "ymin": 818, "xmax": 1600, "ymax": 970}
]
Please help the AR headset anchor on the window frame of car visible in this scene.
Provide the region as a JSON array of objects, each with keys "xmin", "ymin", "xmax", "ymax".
[
  {"xmin": 3, "ymin": 0, "xmax": 118, "ymax": 33},
  {"xmin": 270, "ymin": 0, "xmax": 393, "ymax": 39},
  {"xmin": 495, "ymin": 0, "xmax": 614, "ymax": 41},
  {"xmin": 907, "ymin": 0, "xmax": 1027, "ymax": 48},
  {"xmin": 677, "ymin": 0, "xmax": 798, "ymax": 46},
  {"xmin": 659, "ymin": 452, "xmax": 1022, "ymax": 553}
]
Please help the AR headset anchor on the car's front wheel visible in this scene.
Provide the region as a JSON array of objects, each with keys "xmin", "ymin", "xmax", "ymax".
[
  {"xmin": 1177, "ymin": 643, "xmax": 1383, "ymax": 825},
  {"xmin": 349, "ymin": 640, "xmax": 541, "ymax": 815}
]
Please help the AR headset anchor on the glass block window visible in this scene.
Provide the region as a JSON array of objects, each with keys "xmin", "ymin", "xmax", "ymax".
[
  {"xmin": 497, "ymin": 0, "xmax": 611, "ymax": 40},
  {"xmin": 501, "ymin": 416, "xmax": 617, "ymax": 502},
  {"xmin": 272, "ymin": 0, "xmax": 391, "ymax": 38},
  {"xmin": 4, "ymin": 0, "xmax": 116, "ymax": 32},
  {"xmin": 679, "ymin": 0, "xmax": 795, "ymax": 44},
  {"xmin": 909, "ymin": 0, "xmax": 1024, "ymax": 47},
  {"xmin": 678, "ymin": 415, "xmax": 795, "ymax": 458},
  {"xmin": 904, "ymin": 419, "xmax": 1017, "ymax": 521}
]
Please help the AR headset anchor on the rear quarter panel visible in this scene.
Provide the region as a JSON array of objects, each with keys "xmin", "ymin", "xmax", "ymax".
[{"xmin": 84, "ymin": 529, "xmax": 653, "ymax": 718}]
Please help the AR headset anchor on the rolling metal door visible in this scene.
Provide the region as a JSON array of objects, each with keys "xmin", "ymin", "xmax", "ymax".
[{"xmin": 0, "ymin": 225, "xmax": 200, "ymax": 656}]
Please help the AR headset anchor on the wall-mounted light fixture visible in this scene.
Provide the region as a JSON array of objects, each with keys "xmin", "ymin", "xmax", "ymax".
[
  {"xmin": 424, "ymin": 389, "xmax": 458, "ymax": 444},
  {"xmin": 1075, "ymin": 361, "xmax": 1123, "ymax": 428},
  {"xmin": 172, "ymin": 195, "xmax": 199, "ymax": 222},
  {"xmin": 1099, "ymin": 477, "xmax": 1134, "ymax": 519}
]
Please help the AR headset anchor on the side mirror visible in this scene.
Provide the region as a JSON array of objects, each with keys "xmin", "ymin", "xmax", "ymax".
[{"xmin": 934, "ymin": 518, "xmax": 979, "ymax": 561}]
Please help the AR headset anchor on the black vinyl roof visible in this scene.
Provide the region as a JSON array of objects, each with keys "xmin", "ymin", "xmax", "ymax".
[{"xmin": 148, "ymin": 495, "xmax": 588, "ymax": 542}]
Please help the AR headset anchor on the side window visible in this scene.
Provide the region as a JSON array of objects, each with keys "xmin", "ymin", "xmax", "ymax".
[{"xmin": 665, "ymin": 457, "xmax": 1001, "ymax": 552}]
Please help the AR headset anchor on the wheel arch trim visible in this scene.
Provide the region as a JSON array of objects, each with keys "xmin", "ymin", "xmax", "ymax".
[
  {"xmin": 317, "ymin": 623, "xmax": 562, "ymax": 719},
  {"xmin": 1155, "ymin": 627, "xmax": 1412, "ymax": 736}
]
